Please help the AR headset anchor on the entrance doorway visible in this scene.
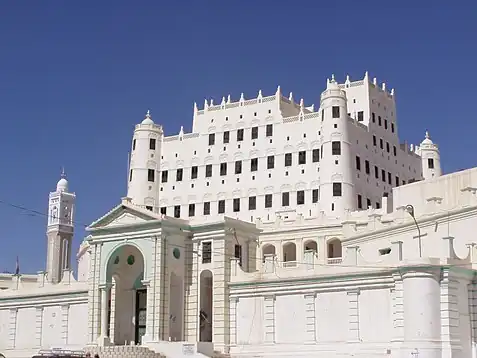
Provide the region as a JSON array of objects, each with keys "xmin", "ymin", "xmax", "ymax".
[{"xmin": 135, "ymin": 289, "xmax": 147, "ymax": 344}]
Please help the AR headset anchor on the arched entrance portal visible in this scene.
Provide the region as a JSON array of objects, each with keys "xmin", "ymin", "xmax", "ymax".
[
  {"xmin": 106, "ymin": 244, "xmax": 146, "ymax": 345},
  {"xmin": 199, "ymin": 269, "xmax": 213, "ymax": 342}
]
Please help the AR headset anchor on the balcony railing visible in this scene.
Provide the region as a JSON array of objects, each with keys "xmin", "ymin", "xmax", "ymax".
[{"xmin": 327, "ymin": 257, "xmax": 343, "ymax": 264}]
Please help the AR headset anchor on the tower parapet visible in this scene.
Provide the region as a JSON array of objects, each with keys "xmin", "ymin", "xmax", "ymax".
[
  {"xmin": 127, "ymin": 110, "xmax": 164, "ymax": 212},
  {"xmin": 416, "ymin": 131, "xmax": 442, "ymax": 180}
]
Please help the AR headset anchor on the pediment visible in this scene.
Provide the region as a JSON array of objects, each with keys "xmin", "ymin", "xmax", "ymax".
[{"xmin": 87, "ymin": 203, "xmax": 160, "ymax": 231}]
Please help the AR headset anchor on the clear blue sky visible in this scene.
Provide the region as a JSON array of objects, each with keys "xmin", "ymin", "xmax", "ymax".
[{"xmin": 0, "ymin": 1, "xmax": 475, "ymax": 274}]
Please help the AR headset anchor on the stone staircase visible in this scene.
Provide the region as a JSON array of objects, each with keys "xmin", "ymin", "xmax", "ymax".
[{"xmin": 86, "ymin": 345, "xmax": 166, "ymax": 358}]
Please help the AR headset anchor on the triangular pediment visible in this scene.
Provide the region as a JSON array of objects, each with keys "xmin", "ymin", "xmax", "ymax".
[{"xmin": 87, "ymin": 202, "xmax": 161, "ymax": 231}]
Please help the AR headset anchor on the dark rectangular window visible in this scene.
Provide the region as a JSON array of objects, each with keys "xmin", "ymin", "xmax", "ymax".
[
  {"xmin": 372, "ymin": 113, "xmax": 376, "ymax": 123},
  {"xmin": 298, "ymin": 151, "xmax": 306, "ymax": 165},
  {"xmin": 203, "ymin": 202, "xmax": 210, "ymax": 215},
  {"xmin": 312, "ymin": 149, "xmax": 320, "ymax": 162},
  {"xmin": 223, "ymin": 131, "xmax": 230, "ymax": 144},
  {"xmin": 176, "ymin": 168, "xmax": 183, "ymax": 181},
  {"xmin": 357, "ymin": 194, "xmax": 362, "ymax": 209},
  {"xmin": 356, "ymin": 156, "xmax": 361, "ymax": 171},
  {"xmin": 235, "ymin": 160, "xmax": 242, "ymax": 174},
  {"xmin": 174, "ymin": 205, "xmax": 180, "ymax": 218},
  {"xmin": 380, "ymin": 138, "xmax": 384, "ymax": 149},
  {"xmin": 312, "ymin": 189, "xmax": 319, "ymax": 203},
  {"xmin": 265, "ymin": 194, "xmax": 273, "ymax": 208},
  {"xmin": 237, "ymin": 129, "xmax": 244, "ymax": 141},
  {"xmin": 297, "ymin": 190, "xmax": 305, "ymax": 205},
  {"xmin": 388, "ymin": 172, "xmax": 392, "ymax": 185},
  {"xmin": 376, "ymin": 202, "xmax": 381, "ymax": 209},
  {"xmin": 148, "ymin": 169, "xmax": 155, "ymax": 182},
  {"xmin": 191, "ymin": 166, "xmax": 198, "ymax": 179},
  {"xmin": 378, "ymin": 116, "xmax": 382, "ymax": 126},
  {"xmin": 365, "ymin": 160, "xmax": 370, "ymax": 174},
  {"xmin": 251, "ymin": 158, "xmax": 258, "ymax": 172},
  {"xmin": 381, "ymin": 169, "xmax": 386, "ymax": 182},
  {"xmin": 188, "ymin": 203, "xmax": 195, "ymax": 217},
  {"xmin": 266, "ymin": 124, "xmax": 273, "ymax": 137},
  {"xmin": 220, "ymin": 162, "xmax": 227, "ymax": 176},
  {"xmin": 218, "ymin": 200, "xmax": 225, "ymax": 214},
  {"xmin": 333, "ymin": 183, "xmax": 342, "ymax": 197},
  {"xmin": 357, "ymin": 111, "xmax": 364, "ymax": 121},
  {"xmin": 234, "ymin": 244, "xmax": 242, "ymax": 266},
  {"xmin": 132, "ymin": 139, "xmax": 136, "ymax": 150},
  {"xmin": 332, "ymin": 141, "xmax": 341, "ymax": 155},
  {"xmin": 386, "ymin": 142, "xmax": 390, "ymax": 153},
  {"xmin": 395, "ymin": 176, "xmax": 400, "ymax": 187},
  {"xmin": 251, "ymin": 126, "xmax": 258, "ymax": 139},
  {"xmin": 202, "ymin": 242, "xmax": 212, "ymax": 264},
  {"xmin": 205, "ymin": 164, "xmax": 212, "ymax": 177},
  {"xmin": 160, "ymin": 207, "xmax": 166, "ymax": 215},
  {"xmin": 428, "ymin": 158, "xmax": 434, "ymax": 169},
  {"xmin": 332, "ymin": 106, "xmax": 340, "ymax": 118},
  {"xmin": 129, "ymin": 169, "xmax": 133, "ymax": 182},
  {"xmin": 208, "ymin": 133, "xmax": 215, "ymax": 146},
  {"xmin": 267, "ymin": 156, "xmax": 274, "ymax": 169},
  {"xmin": 373, "ymin": 135, "xmax": 377, "ymax": 146},
  {"xmin": 149, "ymin": 138, "xmax": 156, "ymax": 150},
  {"xmin": 249, "ymin": 196, "xmax": 256, "ymax": 210},
  {"xmin": 393, "ymin": 146, "xmax": 397, "ymax": 156},
  {"xmin": 391, "ymin": 123, "xmax": 395, "ymax": 133},
  {"xmin": 374, "ymin": 166, "xmax": 379, "ymax": 179},
  {"xmin": 233, "ymin": 198, "xmax": 240, "ymax": 212},
  {"xmin": 285, "ymin": 153, "xmax": 292, "ymax": 166},
  {"xmin": 161, "ymin": 170, "xmax": 168, "ymax": 183},
  {"xmin": 146, "ymin": 205, "xmax": 153, "ymax": 211},
  {"xmin": 282, "ymin": 192, "xmax": 289, "ymax": 206},
  {"xmin": 384, "ymin": 119, "xmax": 388, "ymax": 129},
  {"xmin": 366, "ymin": 198, "xmax": 371, "ymax": 208}
]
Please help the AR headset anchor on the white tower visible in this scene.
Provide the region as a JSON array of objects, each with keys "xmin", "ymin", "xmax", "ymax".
[
  {"xmin": 46, "ymin": 169, "xmax": 75, "ymax": 284},
  {"xmin": 318, "ymin": 75, "xmax": 356, "ymax": 215},
  {"xmin": 419, "ymin": 131, "xmax": 442, "ymax": 180},
  {"xmin": 127, "ymin": 110, "xmax": 164, "ymax": 212}
]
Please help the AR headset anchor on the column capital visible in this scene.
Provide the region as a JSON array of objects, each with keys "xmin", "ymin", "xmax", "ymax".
[
  {"xmin": 304, "ymin": 292, "xmax": 317, "ymax": 299},
  {"xmin": 230, "ymin": 296, "xmax": 239, "ymax": 303},
  {"xmin": 264, "ymin": 294, "xmax": 276, "ymax": 301},
  {"xmin": 141, "ymin": 279, "xmax": 151, "ymax": 287},
  {"xmin": 347, "ymin": 288, "xmax": 360, "ymax": 296},
  {"xmin": 98, "ymin": 282, "xmax": 113, "ymax": 290}
]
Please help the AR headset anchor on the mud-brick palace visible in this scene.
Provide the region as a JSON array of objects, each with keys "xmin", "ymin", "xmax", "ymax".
[{"xmin": 1, "ymin": 72, "xmax": 477, "ymax": 358}]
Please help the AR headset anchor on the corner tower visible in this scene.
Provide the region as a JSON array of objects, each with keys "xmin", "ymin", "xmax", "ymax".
[
  {"xmin": 127, "ymin": 110, "xmax": 164, "ymax": 212},
  {"xmin": 46, "ymin": 169, "xmax": 75, "ymax": 284},
  {"xmin": 318, "ymin": 75, "xmax": 356, "ymax": 215},
  {"xmin": 418, "ymin": 131, "xmax": 442, "ymax": 180}
]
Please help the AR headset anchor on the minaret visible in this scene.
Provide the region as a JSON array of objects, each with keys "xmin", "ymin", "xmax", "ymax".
[
  {"xmin": 418, "ymin": 131, "xmax": 442, "ymax": 180},
  {"xmin": 46, "ymin": 169, "xmax": 75, "ymax": 284},
  {"xmin": 127, "ymin": 110, "xmax": 164, "ymax": 212},
  {"xmin": 318, "ymin": 75, "xmax": 356, "ymax": 216}
]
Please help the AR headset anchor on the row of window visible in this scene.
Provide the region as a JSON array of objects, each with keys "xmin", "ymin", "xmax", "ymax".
[
  {"xmin": 355, "ymin": 155, "xmax": 404, "ymax": 186},
  {"xmin": 371, "ymin": 112, "xmax": 395, "ymax": 133},
  {"xmin": 132, "ymin": 138, "xmax": 157, "ymax": 151},
  {"xmin": 157, "ymin": 187, "xmax": 333, "ymax": 218},
  {"xmin": 208, "ymin": 123, "xmax": 274, "ymax": 145},
  {"xmin": 372, "ymin": 135, "xmax": 397, "ymax": 156},
  {"xmin": 357, "ymin": 194, "xmax": 381, "ymax": 210}
]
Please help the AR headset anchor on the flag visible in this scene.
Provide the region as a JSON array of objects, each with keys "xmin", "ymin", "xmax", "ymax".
[{"xmin": 15, "ymin": 256, "xmax": 19, "ymax": 275}]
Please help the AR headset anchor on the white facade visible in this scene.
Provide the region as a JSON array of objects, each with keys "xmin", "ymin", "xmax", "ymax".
[{"xmin": 3, "ymin": 72, "xmax": 477, "ymax": 358}]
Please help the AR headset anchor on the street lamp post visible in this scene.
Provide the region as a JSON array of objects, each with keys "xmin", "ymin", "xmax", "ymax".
[{"xmin": 405, "ymin": 204, "xmax": 422, "ymax": 257}]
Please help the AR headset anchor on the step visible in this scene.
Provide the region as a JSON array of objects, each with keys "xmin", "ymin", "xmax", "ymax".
[{"xmin": 86, "ymin": 345, "xmax": 166, "ymax": 358}]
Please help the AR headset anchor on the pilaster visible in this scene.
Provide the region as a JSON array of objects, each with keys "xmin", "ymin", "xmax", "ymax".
[
  {"xmin": 61, "ymin": 304, "xmax": 70, "ymax": 344},
  {"xmin": 263, "ymin": 294, "xmax": 276, "ymax": 344},
  {"xmin": 468, "ymin": 279, "xmax": 477, "ymax": 356},
  {"xmin": 184, "ymin": 241, "xmax": 199, "ymax": 342},
  {"xmin": 440, "ymin": 268, "xmax": 460, "ymax": 358},
  {"xmin": 8, "ymin": 308, "xmax": 18, "ymax": 349},
  {"xmin": 87, "ymin": 244, "xmax": 102, "ymax": 344},
  {"xmin": 160, "ymin": 236, "xmax": 170, "ymax": 340},
  {"xmin": 304, "ymin": 293, "xmax": 316, "ymax": 343},
  {"xmin": 391, "ymin": 273, "xmax": 404, "ymax": 342},
  {"xmin": 35, "ymin": 307, "xmax": 44, "ymax": 348},
  {"xmin": 109, "ymin": 280, "xmax": 116, "ymax": 344},
  {"xmin": 347, "ymin": 289, "xmax": 360, "ymax": 342},
  {"xmin": 229, "ymin": 297, "xmax": 239, "ymax": 345}
]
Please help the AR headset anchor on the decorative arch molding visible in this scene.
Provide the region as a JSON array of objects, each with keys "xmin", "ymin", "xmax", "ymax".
[
  {"xmin": 330, "ymin": 132, "xmax": 343, "ymax": 140},
  {"xmin": 101, "ymin": 241, "xmax": 149, "ymax": 283},
  {"xmin": 248, "ymin": 188, "xmax": 258, "ymax": 196},
  {"xmin": 222, "ymin": 123, "xmax": 232, "ymax": 132},
  {"xmin": 203, "ymin": 193, "xmax": 213, "ymax": 201},
  {"xmin": 331, "ymin": 173, "xmax": 343, "ymax": 182},
  {"xmin": 217, "ymin": 192, "xmax": 227, "ymax": 201},
  {"xmin": 232, "ymin": 189, "xmax": 241, "ymax": 198},
  {"xmin": 280, "ymin": 183, "xmax": 292, "ymax": 192},
  {"xmin": 190, "ymin": 156, "xmax": 201, "ymax": 166},
  {"xmin": 148, "ymin": 132, "xmax": 159, "ymax": 139},
  {"xmin": 144, "ymin": 197, "xmax": 155, "ymax": 206},
  {"xmin": 295, "ymin": 181, "xmax": 307, "ymax": 191},
  {"xmin": 204, "ymin": 156, "xmax": 214, "ymax": 165},
  {"xmin": 173, "ymin": 196, "xmax": 182, "ymax": 204},
  {"xmin": 249, "ymin": 149, "xmax": 260, "ymax": 158},
  {"xmin": 176, "ymin": 160, "xmax": 185, "ymax": 167},
  {"xmin": 207, "ymin": 126, "xmax": 217, "ymax": 133},
  {"xmin": 159, "ymin": 199, "xmax": 168, "ymax": 206},
  {"xmin": 147, "ymin": 160, "xmax": 157, "ymax": 169},
  {"xmin": 250, "ymin": 118, "xmax": 260, "ymax": 127},
  {"xmin": 236, "ymin": 121, "xmax": 246, "ymax": 129},
  {"xmin": 188, "ymin": 195, "xmax": 197, "ymax": 203},
  {"xmin": 264, "ymin": 186, "xmax": 274, "ymax": 194},
  {"xmin": 284, "ymin": 144, "xmax": 295, "ymax": 153},
  {"xmin": 310, "ymin": 140, "xmax": 320, "ymax": 149},
  {"xmin": 265, "ymin": 115, "xmax": 274, "ymax": 122},
  {"xmin": 310, "ymin": 180, "xmax": 320, "ymax": 187},
  {"xmin": 160, "ymin": 161, "xmax": 170, "ymax": 170},
  {"xmin": 266, "ymin": 147, "xmax": 277, "ymax": 156},
  {"xmin": 219, "ymin": 153, "xmax": 228, "ymax": 162},
  {"xmin": 233, "ymin": 151, "xmax": 244, "ymax": 161},
  {"xmin": 296, "ymin": 141, "xmax": 308, "ymax": 151}
]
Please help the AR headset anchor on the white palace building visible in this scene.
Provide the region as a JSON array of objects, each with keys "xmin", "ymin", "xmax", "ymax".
[{"xmin": 1, "ymin": 72, "xmax": 477, "ymax": 358}]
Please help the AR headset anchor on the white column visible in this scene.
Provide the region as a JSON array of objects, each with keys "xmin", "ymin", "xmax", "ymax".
[
  {"xmin": 109, "ymin": 280, "xmax": 117, "ymax": 344},
  {"xmin": 229, "ymin": 297, "xmax": 239, "ymax": 346},
  {"xmin": 35, "ymin": 307, "xmax": 44, "ymax": 348},
  {"xmin": 347, "ymin": 289, "xmax": 360, "ymax": 342},
  {"xmin": 468, "ymin": 279, "xmax": 477, "ymax": 358},
  {"xmin": 184, "ymin": 241, "xmax": 199, "ymax": 342},
  {"xmin": 263, "ymin": 295, "xmax": 276, "ymax": 343},
  {"xmin": 61, "ymin": 304, "xmax": 70, "ymax": 344},
  {"xmin": 8, "ymin": 308, "xmax": 18, "ymax": 349},
  {"xmin": 391, "ymin": 273, "xmax": 404, "ymax": 342},
  {"xmin": 440, "ymin": 268, "xmax": 460, "ymax": 357},
  {"xmin": 304, "ymin": 293, "xmax": 316, "ymax": 343},
  {"xmin": 97, "ymin": 283, "xmax": 111, "ymax": 346},
  {"xmin": 401, "ymin": 266, "xmax": 441, "ymax": 358}
]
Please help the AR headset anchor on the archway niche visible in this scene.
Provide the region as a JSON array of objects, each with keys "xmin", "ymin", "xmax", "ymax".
[
  {"xmin": 106, "ymin": 244, "xmax": 146, "ymax": 345},
  {"xmin": 304, "ymin": 240, "xmax": 318, "ymax": 253},
  {"xmin": 199, "ymin": 269, "xmax": 213, "ymax": 342},
  {"xmin": 283, "ymin": 242, "xmax": 297, "ymax": 267},
  {"xmin": 262, "ymin": 244, "xmax": 276, "ymax": 262},
  {"xmin": 327, "ymin": 238, "xmax": 342, "ymax": 263},
  {"xmin": 169, "ymin": 271, "xmax": 184, "ymax": 341}
]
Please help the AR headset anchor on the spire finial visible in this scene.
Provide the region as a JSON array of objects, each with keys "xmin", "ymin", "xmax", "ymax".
[
  {"xmin": 331, "ymin": 74, "xmax": 335, "ymax": 82},
  {"xmin": 145, "ymin": 109, "xmax": 151, "ymax": 118},
  {"xmin": 61, "ymin": 167, "xmax": 66, "ymax": 179},
  {"xmin": 425, "ymin": 130, "xmax": 430, "ymax": 139}
]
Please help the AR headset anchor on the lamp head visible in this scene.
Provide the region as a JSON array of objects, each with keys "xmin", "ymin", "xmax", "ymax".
[{"xmin": 405, "ymin": 204, "xmax": 415, "ymax": 217}]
